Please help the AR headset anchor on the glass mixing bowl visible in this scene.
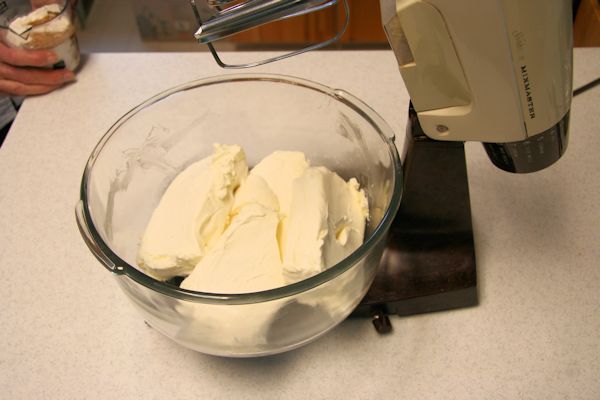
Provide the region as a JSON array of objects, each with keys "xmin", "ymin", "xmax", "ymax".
[{"xmin": 76, "ymin": 74, "xmax": 402, "ymax": 357}]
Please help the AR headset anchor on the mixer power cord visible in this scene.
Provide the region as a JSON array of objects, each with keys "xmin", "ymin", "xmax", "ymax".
[{"xmin": 573, "ymin": 77, "xmax": 600, "ymax": 97}]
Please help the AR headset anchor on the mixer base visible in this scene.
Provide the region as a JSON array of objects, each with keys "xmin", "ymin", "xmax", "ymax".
[{"xmin": 352, "ymin": 105, "xmax": 478, "ymax": 330}]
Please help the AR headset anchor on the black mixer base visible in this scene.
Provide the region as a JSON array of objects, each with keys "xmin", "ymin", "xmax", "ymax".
[{"xmin": 351, "ymin": 105, "xmax": 478, "ymax": 329}]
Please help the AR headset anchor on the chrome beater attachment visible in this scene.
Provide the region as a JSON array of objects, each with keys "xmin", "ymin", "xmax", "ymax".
[{"xmin": 189, "ymin": 0, "xmax": 349, "ymax": 69}]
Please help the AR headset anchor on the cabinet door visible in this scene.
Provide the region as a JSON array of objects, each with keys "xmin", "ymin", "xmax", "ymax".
[
  {"xmin": 340, "ymin": 0, "xmax": 388, "ymax": 44},
  {"xmin": 574, "ymin": 0, "xmax": 600, "ymax": 46}
]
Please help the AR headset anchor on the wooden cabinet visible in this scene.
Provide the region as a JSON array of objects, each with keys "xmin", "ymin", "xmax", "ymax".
[{"xmin": 574, "ymin": 0, "xmax": 600, "ymax": 47}]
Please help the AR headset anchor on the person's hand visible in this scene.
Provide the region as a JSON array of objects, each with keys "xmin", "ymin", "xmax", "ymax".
[{"xmin": 0, "ymin": 42, "xmax": 75, "ymax": 96}]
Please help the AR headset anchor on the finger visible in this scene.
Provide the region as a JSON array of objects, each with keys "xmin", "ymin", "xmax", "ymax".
[
  {"xmin": 0, "ymin": 42, "xmax": 58, "ymax": 68},
  {"xmin": 0, "ymin": 62, "xmax": 75, "ymax": 86},
  {"xmin": 0, "ymin": 79, "xmax": 61, "ymax": 96}
]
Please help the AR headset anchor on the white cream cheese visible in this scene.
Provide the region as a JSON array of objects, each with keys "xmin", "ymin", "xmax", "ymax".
[
  {"xmin": 231, "ymin": 173, "xmax": 279, "ymax": 214},
  {"xmin": 250, "ymin": 151, "xmax": 309, "ymax": 215},
  {"xmin": 249, "ymin": 151, "xmax": 309, "ymax": 256},
  {"xmin": 137, "ymin": 145, "xmax": 370, "ymax": 346},
  {"xmin": 178, "ymin": 164, "xmax": 287, "ymax": 348},
  {"xmin": 283, "ymin": 166, "xmax": 369, "ymax": 283},
  {"xmin": 181, "ymin": 203, "xmax": 285, "ymax": 293},
  {"xmin": 137, "ymin": 144, "xmax": 247, "ymax": 280}
]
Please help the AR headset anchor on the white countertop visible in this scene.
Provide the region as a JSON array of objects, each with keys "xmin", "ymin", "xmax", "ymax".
[{"xmin": 1, "ymin": 49, "xmax": 599, "ymax": 399}]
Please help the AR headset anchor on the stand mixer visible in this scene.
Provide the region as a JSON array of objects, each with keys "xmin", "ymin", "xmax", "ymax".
[{"xmin": 188, "ymin": 0, "xmax": 574, "ymax": 331}]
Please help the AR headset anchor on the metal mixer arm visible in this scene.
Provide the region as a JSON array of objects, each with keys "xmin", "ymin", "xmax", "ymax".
[{"xmin": 189, "ymin": 0, "xmax": 349, "ymax": 69}]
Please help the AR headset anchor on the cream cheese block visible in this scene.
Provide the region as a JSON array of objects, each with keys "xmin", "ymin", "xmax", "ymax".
[
  {"xmin": 282, "ymin": 166, "xmax": 369, "ymax": 283},
  {"xmin": 137, "ymin": 144, "xmax": 247, "ymax": 280}
]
